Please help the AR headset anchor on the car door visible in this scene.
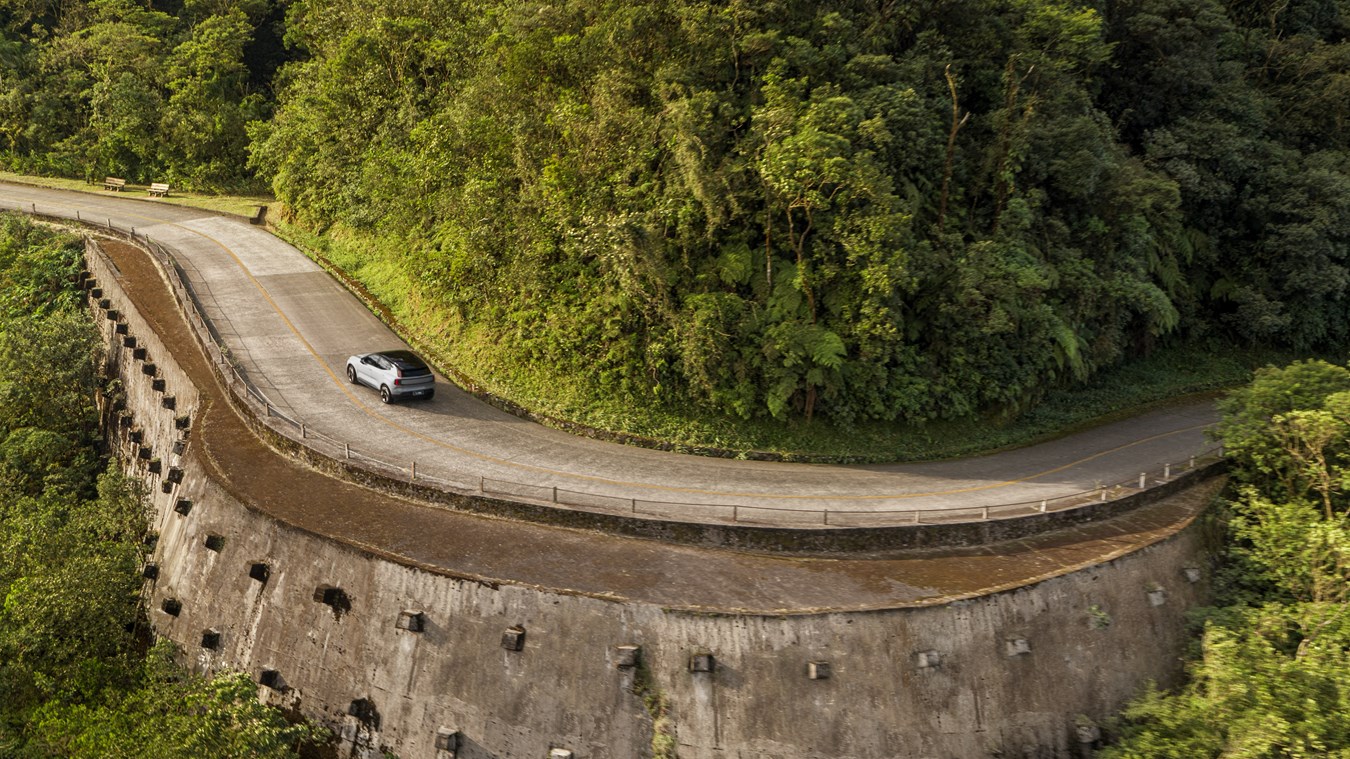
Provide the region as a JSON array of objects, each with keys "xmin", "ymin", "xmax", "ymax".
[
  {"xmin": 357, "ymin": 355, "xmax": 381, "ymax": 386},
  {"xmin": 370, "ymin": 354, "xmax": 392, "ymax": 387}
]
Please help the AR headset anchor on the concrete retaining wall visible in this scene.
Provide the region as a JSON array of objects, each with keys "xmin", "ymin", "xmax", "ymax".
[
  {"xmin": 149, "ymin": 496, "xmax": 1210, "ymax": 759},
  {"xmin": 86, "ymin": 239, "xmax": 1218, "ymax": 759},
  {"xmin": 86, "ymin": 241, "xmax": 200, "ymax": 509}
]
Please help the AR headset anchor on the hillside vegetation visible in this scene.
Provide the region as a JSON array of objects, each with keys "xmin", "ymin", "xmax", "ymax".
[
  {"xmin": 1, "ymin": 0, "xmax": 1347, "ymax": 446},
  {"xmin": 1103, "ymin": 361, "xmax": 1350, "ymax": 756},
  {"xmin": 0, "ymin": 215, "xmax": 325, "ymax": 756}
]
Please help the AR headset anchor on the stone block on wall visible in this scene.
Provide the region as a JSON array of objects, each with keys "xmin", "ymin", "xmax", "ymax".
[
  {"xmin": 395, "ymin": 610, "xmax": 425, "ymax": 632},
  {"xmin": 614, "ymin": 645, "xmax": 640, "ymax": 668},
  {"xmin": 689, "ymin": 653, "xmax": 716, "ymax": 673},
  {"xmin": 501, "ymin": 625, "xmax": 526, "ymax": 651}
]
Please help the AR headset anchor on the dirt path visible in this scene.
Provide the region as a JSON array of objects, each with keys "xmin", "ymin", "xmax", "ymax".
[{"xmin": 102, "ymin": 238, "xmax": 1224, "ymax": 615}]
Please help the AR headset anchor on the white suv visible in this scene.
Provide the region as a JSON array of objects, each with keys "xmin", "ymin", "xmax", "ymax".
[{"xmin": 345, "ymin": 350, "xmax": 435, "ymax": 403}]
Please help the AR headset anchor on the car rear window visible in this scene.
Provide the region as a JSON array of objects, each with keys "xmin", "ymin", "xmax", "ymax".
[{"xmin": 384, "ymin": 351, "xmax": 431, "ymax": 375}]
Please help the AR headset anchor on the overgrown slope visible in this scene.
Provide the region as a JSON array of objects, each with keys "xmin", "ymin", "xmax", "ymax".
[
  {"xmin": 254, "ymin": 0, "xmax": 1350, "ymax": 427},
  {"xmin": 3, "ymin": 0, "xmax": 1348, "ymax": 438}
]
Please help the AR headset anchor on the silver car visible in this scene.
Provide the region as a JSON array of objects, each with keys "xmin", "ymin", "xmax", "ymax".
[{"xmin": 346, "ymin": 350, "xmax": 435, "ymax": 403}]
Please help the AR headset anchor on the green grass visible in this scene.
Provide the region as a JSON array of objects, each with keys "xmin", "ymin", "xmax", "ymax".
[
  {"xmin": 0, "ymin": 171, "xmax": 274, "ymax": 219},
  {"xmin": 0, "ymin": 170, "xmax": 1275, "ymax": 462},
  {"xmin": 459, "ymin": 340, "xmax": 1262, "ymax": 463}
]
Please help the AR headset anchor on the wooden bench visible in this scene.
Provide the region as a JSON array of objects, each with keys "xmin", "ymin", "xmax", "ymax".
[
  {"xmin": 103, "ymin": 177, "xmax": 126, "ymax": 191},
  {"xmin": 148, "ymin": 182, "xmax": 170, "ymax": 198}
]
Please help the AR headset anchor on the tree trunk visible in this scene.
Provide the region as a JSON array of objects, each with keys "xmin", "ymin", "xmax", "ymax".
[{"xmin": 938, "ymin": 64, "xmax": 968, "ymax": 235}]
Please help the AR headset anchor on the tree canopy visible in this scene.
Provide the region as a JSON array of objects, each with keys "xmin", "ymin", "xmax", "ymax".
[{"xmin": 2, "ymin": 0, "xmax": 1348, "ymax": 430}]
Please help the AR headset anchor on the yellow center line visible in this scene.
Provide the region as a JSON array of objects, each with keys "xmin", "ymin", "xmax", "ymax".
[{"xmin": 16, "ymin": 190, "xmax": 1213, "ymax": 503}]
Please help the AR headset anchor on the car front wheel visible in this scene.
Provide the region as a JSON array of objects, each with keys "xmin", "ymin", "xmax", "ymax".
[
  {"xmin": 346, "ymin": 365, "xmax": 357, "ymax": 384},
  {"xmin": 379, "ymin": 385, "xmax": 392, "ymax": 404}
]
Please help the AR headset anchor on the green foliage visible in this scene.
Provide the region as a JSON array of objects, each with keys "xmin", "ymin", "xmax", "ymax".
[
  {"xmin": 0, "ymin": 467, "xmax": 148, "ymax": 709},
  {"xmin": 159, "ymin": 8, "xmax": 268, "ymax": 189},
  {"xmin": 1103, "ymin": 360, "xmax": 1350, "ymax": 755},
  {"xmin": 0, "ymin": 310, "xmax": 102, "ymax": 442},
  {"xmin": 284, "ymin": 227, "xmax": 1263, "ymax": 459},
  {"xmin": 0, "ymin": 0, "xmax": 277, "ymax": 189},
  {"xmin": 25, "ymin": 643, "xmax": 326, "ymax": 758},
  {"xmin": 0, "ymin": 214, "xmax": 325, "ymax": 757},
  {"xmin": 4, "ymin": 0, "xmax": 1350, "ymax": 441},
  {"xmin": 1217, "ymin": 360, "xmax": 1350, "ymax": 490},
  {"xmin": 0, "ymin": 216, "xmax": 85, "ymax": 318},
  {"xmin": 248, "ymin": 0, "xmax": 1345, "ymax": 433},
  {"xmin": 1105, "ymin": 603, "xmax": 1350, "ymax": 759}
]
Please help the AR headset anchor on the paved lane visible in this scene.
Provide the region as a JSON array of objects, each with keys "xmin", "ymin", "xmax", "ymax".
[{"xmin": 3, "ymin": 182, "xmax": 1221, "ymax": 526}]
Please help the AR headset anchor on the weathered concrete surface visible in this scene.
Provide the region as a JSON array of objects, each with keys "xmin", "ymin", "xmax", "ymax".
[
  {"xmin": 87, "ymin": 235, "xmax": 1224, "ymax": 758},
  {"xmin": 153, "ymin": 491, "xmax": 1212, "ymax": 759}
]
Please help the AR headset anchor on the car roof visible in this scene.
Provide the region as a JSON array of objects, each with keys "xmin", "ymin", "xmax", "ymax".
[{"xmin": 378, "ymin": 350, "xmax": 427, "ymax": 368}]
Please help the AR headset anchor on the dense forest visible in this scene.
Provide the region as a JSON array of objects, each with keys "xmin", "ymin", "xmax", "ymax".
[
  {"xmin": 2, "ymin": 0, "xmax": 1347, "ymax": 431},
  {"xmin": 0, "ymin": 216, "xmax": 323, "ymax": 756}
]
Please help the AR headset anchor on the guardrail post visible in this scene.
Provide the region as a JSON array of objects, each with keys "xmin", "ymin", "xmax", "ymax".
[
  {"xmin": 1100, "ymin": 486, "xmax": 1107, "ymax": 502},
  {"xmin": 344, "ymin": 442, "xmax": 350, "ymax": 459},
  {"xmin": 1164, "ymin": 463, "xmax": 1170, "ymax": 479},
  {"xmin": 981, "ymin": 506, "xmax": 989, "ymax": 520},
  {"xmin": 410, "ymin": 461, "xmax": 416, "ymax": 482},
  {"xmin": 300, "ymin": 423, "xmax": 306, "ymax": 439},
  {"xmin": 630, "ymin": 497, "xmax": 636, "ymax": 513},
  {"xmin": 912, "ymin": 511, "xmax": 920, "ymax": 524},
  {"xmin": 823, "ymin": 510, "xmax": 830, "ymax": 526},
  {"xmin": 1139, "ymin": 472, "xmax": 1146, "ymax": 489},
  {"xmin": 1040, "ymin": 500, "xmax": 1047, "ymax": 513},
  {"xmin": 479, "ymin": 476, "xmax": 485, "ymax": 493},
  {"xmin": 551, "ymin": 486, "xmax": 557, "ymax": 503}
]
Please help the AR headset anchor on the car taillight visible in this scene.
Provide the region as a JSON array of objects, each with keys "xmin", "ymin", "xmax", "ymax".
[{"xmin": 394, "ymin": 369, "xmax": 402, "ymax": 386}]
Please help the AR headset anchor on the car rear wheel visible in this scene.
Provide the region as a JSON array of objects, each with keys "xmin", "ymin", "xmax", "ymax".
[
  {"xmin": 346, "ymin": 365, "xmax": 357, "ymax": 384},
  {"xmin": 379, "ymin": 385, "xmax": 393, "ymax": 404}
]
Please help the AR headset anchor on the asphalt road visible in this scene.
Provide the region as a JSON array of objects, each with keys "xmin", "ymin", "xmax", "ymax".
[
  {"xmin": 96, "ymin": 234, "xmax": 1225, "ymax": 613},
  {"xmin": 1, "ymin": 182, "xmax": 1220, "ymax": 528}
]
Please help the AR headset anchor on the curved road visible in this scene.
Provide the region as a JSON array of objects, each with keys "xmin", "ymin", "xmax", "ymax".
[{"xmin": 2, "ymin": 182, "xmax": 1219, "ymax": 528}]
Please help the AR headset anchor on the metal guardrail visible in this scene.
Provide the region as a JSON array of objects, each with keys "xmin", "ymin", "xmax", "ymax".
[{"xmin": 64, "ymin": 207, "xmax": 1222, "ymax": 528}]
